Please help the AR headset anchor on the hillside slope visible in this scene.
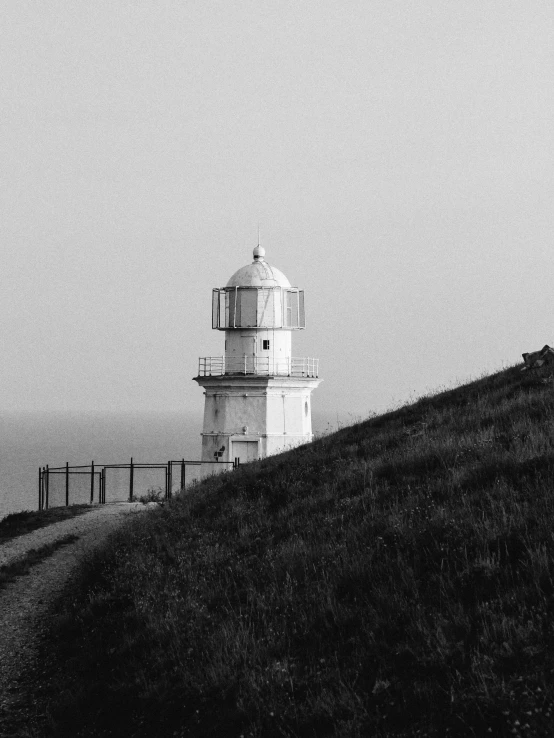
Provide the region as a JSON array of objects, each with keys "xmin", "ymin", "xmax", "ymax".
[{"xmin": 28, "ymin": 364, "xmax": 554, "ymax": 737}]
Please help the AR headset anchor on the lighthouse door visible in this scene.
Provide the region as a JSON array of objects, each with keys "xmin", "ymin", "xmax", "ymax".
[{"xmin": 233, "ymin": 441, "xmax": 258, "ymax": 465}]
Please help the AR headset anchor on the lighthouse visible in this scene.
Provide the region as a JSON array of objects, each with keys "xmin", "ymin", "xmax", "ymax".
[{"xmin": 194, "ymin": 245, "xmax": 321, "ymax": 468}]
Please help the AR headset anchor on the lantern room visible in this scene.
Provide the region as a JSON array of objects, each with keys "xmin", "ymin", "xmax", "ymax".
[
  {"xmin": 211, "ymin": 245, "xmax": 305, "ymax": 330},
  {"xmin": 200, "ymin": 245, "xmax": 317, "ymax": 378},
  {"xmin": 212, "ymin": 287, "xmax": 305, "ymax": 330}
]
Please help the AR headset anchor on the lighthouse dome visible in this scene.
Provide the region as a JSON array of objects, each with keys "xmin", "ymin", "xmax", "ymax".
[{"xmin": 226, "ymin": 247, "xmax": 291, "ymax": 288}]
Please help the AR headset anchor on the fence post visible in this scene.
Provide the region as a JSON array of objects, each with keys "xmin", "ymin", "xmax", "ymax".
[
  {"xmin": 101, "ymin": 468, "xmax": 105, "ymax": 504},
  {"xmin": 181, "ymin": 458, "xmax": 185, "ymax": 491},
  {"xmin": 90, "ymin": 461, "xmax": 95, "ymax": 504},
  {"xmin": 129, "ymin": 457, "xmax": 134, "ymax": 502},
  {"xmin": 167, "ymin": 461, "xmax": 171, "ymax": 500},
  {"xmin": 45, "ymin": 465, "xmax": 49, "ymax": 509},
  {"xmin": 38, "ymin": 467, "xmax": 42, "ymax": 511},
  {"xmin": 65, "ymin": 462, "xmax": 69, "ymax": 506}
]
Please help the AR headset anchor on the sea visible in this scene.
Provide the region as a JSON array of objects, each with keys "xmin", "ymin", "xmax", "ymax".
[
  {"xmin": 0, "ymin": 411, "xmax": 332, "ymax": 521},
  {"xmin": 0, "ymin": 411, "xmax": 204, "ymax": 521}
]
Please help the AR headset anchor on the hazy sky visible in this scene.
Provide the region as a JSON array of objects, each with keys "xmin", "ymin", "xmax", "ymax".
[{"xmin": 2, "ymin": 1, "xmax": 553, "ymax": 421}]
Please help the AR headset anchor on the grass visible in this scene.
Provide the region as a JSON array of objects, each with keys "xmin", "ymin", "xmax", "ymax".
[
  {"xmin": 0, "ymin": 505, "xmax": 92, "ymax": 544},
  {"xmin": 0, "ymin": 534, "xmax": 79, "ymax": 590},
  {"xmin": 24, "ymin": 364, "xmax": 554, "ymax": 736}
]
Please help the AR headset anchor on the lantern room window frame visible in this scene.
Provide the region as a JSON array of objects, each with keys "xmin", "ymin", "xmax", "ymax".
[{"xmin": 212, "ymin": 287, "xmax": 305, "ymax": 330}]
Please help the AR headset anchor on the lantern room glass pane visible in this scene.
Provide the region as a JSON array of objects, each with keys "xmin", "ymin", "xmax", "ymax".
[
  {"xmin": 235, "ymin": 289, "xmax": 241, "ymax": 325},
  {"xmin": 285, "ymin": 290, "xmax": 299, "ymax": 327},
  {"xmin": 299, "ymin": 291, "xmax": 305, "ymax": 327},
  {"xmin": 257, "ymin": 288, "xmax": 273, "ymax": 327},
  {"xmin": 219, "ymin": 290, "xmax": 225, "ymax": 327},
  {"xmin": 212, "ymin": 290, "xmax": 219, "ymax": 328},
  {"xmin": 273, "ymin": 289, "xmax": 283, "ymax": 328},
  {"xmin": 226, "ymin": 288, "xmax": 237, "ymax": 327},
  {"xmin": 239, "ymin": 289, "xmax": 257, "ymax": 327}
]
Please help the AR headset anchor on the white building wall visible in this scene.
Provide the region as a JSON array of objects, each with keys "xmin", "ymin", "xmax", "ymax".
[
  {"xmin": 225, "ymin": 329, "xmax": 291, "ymax": 372},
  {"xmin": 197, "ymin": 376, "xmax": 321, "ymax": 466}
]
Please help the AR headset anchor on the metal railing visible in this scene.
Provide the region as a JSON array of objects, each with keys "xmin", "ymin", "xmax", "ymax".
[
  {"xmin": 38, "ymin": 458, "xmax": 237, "ymax": 510},
  {"xmin": 198, "ymin": 356, "xmax": 319, "ymax": 377}
]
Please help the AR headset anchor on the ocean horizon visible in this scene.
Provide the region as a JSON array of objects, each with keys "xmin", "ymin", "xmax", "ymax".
[
  {"xmin": 0, "ymin": 410, "xmax": 333, "ymax": 520},
  {"xmin": 0, "ymin": 410, "xmax": 204, "ymax": 521}
]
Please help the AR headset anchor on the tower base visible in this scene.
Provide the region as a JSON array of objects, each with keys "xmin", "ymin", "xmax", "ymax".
[{"xmin": 194, "ymin": 374, "xmax": 322, "ymax": 467}]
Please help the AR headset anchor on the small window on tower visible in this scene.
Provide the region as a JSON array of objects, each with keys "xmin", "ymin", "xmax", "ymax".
[{"xmin": 262, "ymin": 340, "xmax": 270, "ymax": 350}]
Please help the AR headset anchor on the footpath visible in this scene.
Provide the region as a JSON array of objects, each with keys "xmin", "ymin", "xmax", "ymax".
[{"xmin": 0, "ymin": 503, "xmax": 144, "ymax": 736}]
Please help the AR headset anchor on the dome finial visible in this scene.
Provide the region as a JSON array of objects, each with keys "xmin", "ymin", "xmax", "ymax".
[
  {"xmin": 253, "ymin": 244, "xmax": 265, "ymax": 261},
  {"xmin": 253, "ymin": 226, "xmax": 265, "ymax": 261}
]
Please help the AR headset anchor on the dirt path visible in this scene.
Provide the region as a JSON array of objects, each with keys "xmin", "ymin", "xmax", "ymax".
[{"xmin": 0, "ymin": 503, "xmax": 146, "ymax": 736}]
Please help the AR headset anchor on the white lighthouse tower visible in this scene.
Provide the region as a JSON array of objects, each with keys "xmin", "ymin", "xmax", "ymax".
[{"xmin": 194, "ymin": 245, "xmax": 321, "ymax": 467}]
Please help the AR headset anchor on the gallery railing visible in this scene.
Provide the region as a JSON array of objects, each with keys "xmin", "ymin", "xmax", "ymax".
[
  {"xmin": 37, "ymin": 458, "xmax": 237, "ymax": 511},
  {"xmin": 197, "ymin": 356, "xmax": 319, "ymax": 378}
]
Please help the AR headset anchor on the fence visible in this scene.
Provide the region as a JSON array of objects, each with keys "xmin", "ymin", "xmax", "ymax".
[{"xmin": 38, "ymin": 458, "xmax": 237, "ymax": 511}]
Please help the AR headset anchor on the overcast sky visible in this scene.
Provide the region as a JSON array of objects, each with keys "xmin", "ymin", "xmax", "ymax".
[{"xmin": 2, "ymin": 1, "xmax": 553, "ymax": 421}]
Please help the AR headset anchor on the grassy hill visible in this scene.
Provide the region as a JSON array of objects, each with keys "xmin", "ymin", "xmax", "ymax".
[{"xmin": 30, "ymin": 364, "xmax": 554, "ymax": 737}]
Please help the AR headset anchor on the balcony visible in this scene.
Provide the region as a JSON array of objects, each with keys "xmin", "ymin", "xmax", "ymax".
[{"xmin": 197, "ymin": 356, "xmax": 319, "ymax": 378}]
